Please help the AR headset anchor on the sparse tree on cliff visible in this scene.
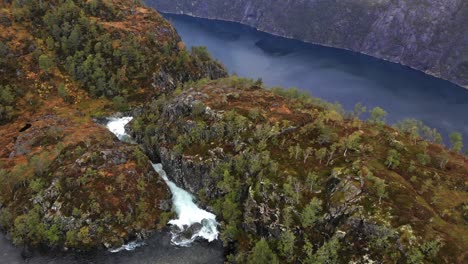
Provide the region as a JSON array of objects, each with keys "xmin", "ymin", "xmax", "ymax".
[
  {"xmin": 369, "ymin": 107, "xmax": 387, "ymax": 126},
  {"xmin": 449, "ymin": 132, "xmax": 463, "ymax": 153}
]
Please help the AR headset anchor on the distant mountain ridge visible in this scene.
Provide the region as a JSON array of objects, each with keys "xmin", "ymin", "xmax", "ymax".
[{"xmin": 148, "ymin": 0, "xmax": 468, "ymax": 89}]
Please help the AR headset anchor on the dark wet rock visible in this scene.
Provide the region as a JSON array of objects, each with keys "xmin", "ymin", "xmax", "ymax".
[
  {"xmin": 183, "ymin": 223, "xmax": 203, "ymax": 239},
  {"xmin": 19, "ymin": 123, "xmax": 31, "ymax": 132},
  {"xmin": 0, "ymin": 14, "xmax": 11, "ymax": 26},
  {"xmin": 21, "ymin": 245, "xmax": 33, "ymax": 259},
  {"xmin": 159, "ymin": 199, "xmax": 172, "ymax": 211},
  {"xmin": 152, "ymin": 70, "xmax": 176, "ymax": 91},
  {"xmin": 159, "ymin": 146, "xmax": 221, "ymax": 198}
]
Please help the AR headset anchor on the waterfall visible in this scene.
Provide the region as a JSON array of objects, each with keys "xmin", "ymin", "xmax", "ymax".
[
  {"xmin": 105, "ymin": 117, "xmax": 219, "ymax": 248},
  {"xmin": 106, "ymin": 117, "xmax": 134, "ymax": 141},
  {"xmin": 152, "ymin": 164, "xmax": 218, "ymax": 246}
]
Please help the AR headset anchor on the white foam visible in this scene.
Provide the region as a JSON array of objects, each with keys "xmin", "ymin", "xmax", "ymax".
[
  {"xmin": 109, "ymin": 241, "xmax": 146, "ymax": 253},
  {"xmin": 106, "ymin": 117, "xmax": 133, "ymax": 141},
  {"xmin": 152, "ymin": 163, "xmax": 219, "ymax": 246}
]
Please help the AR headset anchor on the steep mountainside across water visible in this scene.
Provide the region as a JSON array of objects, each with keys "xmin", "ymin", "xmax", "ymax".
[
  {"xmin": 0, "ymin": 0, "xmax": 225, "ymax": 250},
  {"xmin": 149, "ymin": 0, "xmax": 468, "ymax": 88}
]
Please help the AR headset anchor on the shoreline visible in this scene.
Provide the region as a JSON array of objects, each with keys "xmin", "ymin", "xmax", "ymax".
[
  {"xmin": 0, "ymin": 229, "xmax": 224, "ymax": 264},
  {"xmin": 155, "ymin": 9, "xmax": 468, "ymax": 90}
]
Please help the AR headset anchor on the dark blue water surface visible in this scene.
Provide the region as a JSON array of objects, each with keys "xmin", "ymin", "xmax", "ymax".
[{"xmin": 163, "ymin": 13, "xmax": 468, "ymax": 144}]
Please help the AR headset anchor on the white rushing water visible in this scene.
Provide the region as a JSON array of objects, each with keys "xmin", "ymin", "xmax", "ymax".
[
  {"xmin": 152, "ymin": 163, "xmax": 218, "ymax": 246},
  {"xmin": 105, "ymin": 117, "xmax": 219, "ymax": 248},
  {"xmin": 106, "ymin": 117, "xmax": 134, "ymax": 141},
  {"xmin": 109, "ymin": 241, "xmax": 146, "ymax": 253}
]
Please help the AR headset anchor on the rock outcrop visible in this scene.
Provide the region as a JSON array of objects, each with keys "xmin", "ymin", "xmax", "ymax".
[{"xmin": 148, "ymin": 0, "xmax": 468, "ymax": 88}]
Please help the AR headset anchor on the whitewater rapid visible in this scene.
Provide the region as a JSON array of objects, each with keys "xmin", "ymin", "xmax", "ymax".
[
  {"xmin": 106, "ymin": 116, "xmax": 134, "ymax": 142},
  {"xmin": 152, "ymin": 164, "xmax": 218, "ymax": 246},
  {"xmin": 105, "ymin": 117, "xmax": 219, "ymax": 248}
]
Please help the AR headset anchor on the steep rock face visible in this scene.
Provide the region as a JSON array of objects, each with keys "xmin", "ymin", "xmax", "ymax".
[
  {"xmin": 148, "ymin": 0, "xmax": 468, "ymax": 88},
  {"xmin": 159, "ymin": 146, "xmax": 221, "ymax": 198},
  {"xmin": 128, "ymin": 89, "xmax": 224, "ymax": 198}
]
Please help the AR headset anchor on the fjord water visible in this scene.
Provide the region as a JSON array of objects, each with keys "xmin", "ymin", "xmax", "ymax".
[{"xmin": 163, "ymin": 14, "xmax": 468, "ymax": 141}]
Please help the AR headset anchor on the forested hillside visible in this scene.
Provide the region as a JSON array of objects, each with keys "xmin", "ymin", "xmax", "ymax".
[
  {"xmin": 130, "ymin": 77, "xmax": 468, "ymax": 263},
  {"xmin": 0, "ymin": 0, "xmax": 225, "ymax": 249}
]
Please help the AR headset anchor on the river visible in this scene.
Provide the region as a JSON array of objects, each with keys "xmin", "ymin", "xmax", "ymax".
[{"xmin": 162, "ymin": 13, "xmax": 468, "ymax": 144}]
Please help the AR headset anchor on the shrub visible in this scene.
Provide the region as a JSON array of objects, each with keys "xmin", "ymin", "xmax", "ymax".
[{"xmin": 385, "ymin": 149, "xmax": 401, "ymax": 169}]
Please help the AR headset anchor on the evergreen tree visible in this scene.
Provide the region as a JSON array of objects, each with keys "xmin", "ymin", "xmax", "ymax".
[
  {"xmin": 278, "ymin": 229, "xmax": 296, "ymax": 261},
  {"xmin": 449, "ymin": 132, "xmax": 463, "ymax": 152},
  {"xmin": 247, "ymin": 238, "xmax": 279, "ymax": 264},
  {"xmin": 38, "ymin": 54, "xmax": 54, "ymax": 72},
  {"xmin": 369, "ymin": 107, "xmax": 387, "ymax": 125},
  {"xmin": 301, "ymin": 197, "xmax": 322, "ymax": 228}
]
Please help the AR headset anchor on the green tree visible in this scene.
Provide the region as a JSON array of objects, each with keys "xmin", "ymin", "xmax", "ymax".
[
  {"xmin": 385, "ymin": 149, "xmax": 401, "ymax": 169},
  {"xmin": 366, "ymin": 173, "xmax": 388, "ymax": 204},
  {"xmin": 45, "ymin": 224, "xmax": 61, "ymax": 246},
  {"xmin": 112, "ymin": 96, "xmax": 128, "ymax": 111},
  {"xmin": 38, "ymin": 54, "xmax": 54, "ymax": 72},
  {"xmin": 278, "ymin": 229, "xmax": 296, "ymax": 261},
  {"xmin": 416, "ymin": 153, "xmax": 431, "ymax": 166},
  {"xmin": 306, "ymin": 172, "xmax": 319, "ymax": 192},
  {"xmin": 283, "ymin": 176, "xmax": 301, "ymax": 203},
  {"xmin": 315, "ymin": 148, "xmax": 327, "ymax": 164},
  {"xmin": 352, "ymin": 102, "xmax": 367, "ymax": 119},
  {"xmin": 0, "ymin": 85, "xmax": 16, "ymax": 122},
  {"xmin": 11, "ymin": 206, "xmax": 46, "ymax": 245},
  {"xmin": 449, "ymin": 132, "xmax": 463, "ymax": 152},
  {"xmin": 247, "ymin": 238, "xmax": 279, "ymax": 264},
  {"xmin": 301, "ymin": 197, "xmax": 322, "ymax": 228},
  {"xmin": 342, "ymin": 131, "xmax": 361, "ymax": 156},
  {"xmin": 191, "ymin": 46, "xmax": 211, "ymax": 61},
  {"xmin": 57, "ymin": 83, "xmax": 68, "ymax": 99},
  {"xmin": 369, "ymin": 107, "xmax": 387, "ymax": 125},
  {"xmin": 396, "ymin": 118, "xmax": 420, "ymax": 143},
  {"xmin": 305, "ymin": 236, "xmax": 341, "ymax": 264},
  {"xmin": 0, "ymin": 85, "xmax": 15, "ymax": 105}
]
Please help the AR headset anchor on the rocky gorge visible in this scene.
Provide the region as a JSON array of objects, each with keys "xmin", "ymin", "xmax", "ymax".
[
  {"xmin": 0, "ymin": 0, "xmax": 226, "ymax": 252},
  {"xmin": 148, "ymin": 0, "xmax": 468, "ymax": 88}
]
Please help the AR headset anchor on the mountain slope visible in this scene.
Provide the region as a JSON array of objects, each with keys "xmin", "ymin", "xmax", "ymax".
[
  {"xmin": 0, "ymin": 0, "xmax": 225, "ymax": 249},
  {"xmin": 130, "ymin": 77, "xmax": 468, "ymax": 263},
  {"xmin": 0, "ymin": 1, "xmax": 467, "ymax": 263},
  {"xmin": 149, "ymin": 0, "xmax": 468, "ymax": 88}
]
